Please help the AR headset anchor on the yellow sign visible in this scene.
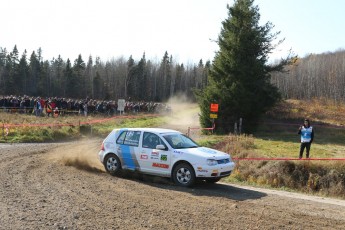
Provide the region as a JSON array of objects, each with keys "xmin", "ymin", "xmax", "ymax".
[{"xmin": 210, "ymin": 113, "xmax": 218, "ymax": 119}]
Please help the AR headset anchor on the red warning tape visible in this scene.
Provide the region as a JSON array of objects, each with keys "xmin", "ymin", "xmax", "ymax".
[
  {"xmin": 257, "ymin": 122, "xmax": 345, "ymax": 129},
  {"xmin": 232, "ymin": 157, "xmax": 345, "ymax": 161}
]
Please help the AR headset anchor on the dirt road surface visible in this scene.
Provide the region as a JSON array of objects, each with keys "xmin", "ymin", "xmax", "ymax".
[{"xmin": 1, "ymin": 139, "xmax": 345, "ymax": 230}]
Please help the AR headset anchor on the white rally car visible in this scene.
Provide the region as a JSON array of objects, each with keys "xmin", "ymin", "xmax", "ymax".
[{"xmin": 98, "ymin": 128, "xmax": 235, "ymax": 187}]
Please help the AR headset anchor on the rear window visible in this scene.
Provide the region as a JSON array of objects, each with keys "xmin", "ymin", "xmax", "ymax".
[{"xmin": 116, "ymin": 130, "xmax": 141, "ymax": 147}]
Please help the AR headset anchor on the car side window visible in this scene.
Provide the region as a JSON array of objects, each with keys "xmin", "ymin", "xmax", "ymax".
[
  {"xmin": 142, "ymin": 132, "xmax": 166, "ymax": 149},
  {"xmin": 116, "ymin": 131, "xmax": 141, "ymax": 146},
  {"xmin": 123, "ymin": 131, "xmax": 141, "ymax": 146}
]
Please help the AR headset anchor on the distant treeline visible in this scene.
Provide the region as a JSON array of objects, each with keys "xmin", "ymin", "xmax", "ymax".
[
  {"xmin": 0, "ymin": 46, "xmax": 210, "ymax": 102},
  {"xmin": 271, "ymin": 49, "xmax": 345, "ymax": 103},
  {"xmin": 2, "ymin": 45, "xmax": 345, "ymax": 103}
]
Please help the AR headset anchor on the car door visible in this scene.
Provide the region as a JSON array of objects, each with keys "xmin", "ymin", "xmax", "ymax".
[
  {"xmin": 139, "ymin": 132, "xmax": 171, "ymax": 176},
  {"xmin": 116, "ymin": 130, "xmax": 141, "ymax": 170}
]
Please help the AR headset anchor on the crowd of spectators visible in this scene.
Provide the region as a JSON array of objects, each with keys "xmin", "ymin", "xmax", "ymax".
[{"xmin": 0, "ymin": 95, "xmax": 171, "ymax": 117}]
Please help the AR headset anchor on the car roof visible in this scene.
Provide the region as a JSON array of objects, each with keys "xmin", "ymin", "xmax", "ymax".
[{"xmin": 113, "ymin": 128, "xmax": 181, "ymax": 135}]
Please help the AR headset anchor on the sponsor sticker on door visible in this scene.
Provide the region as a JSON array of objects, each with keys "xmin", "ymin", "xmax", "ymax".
[
  {"xmin": 152, "ymin": 163, "xmax": 169, "ymax": 169},
  {"xmin": 140, "ymin": 154, "xmax": 148, "ymax": 160}
]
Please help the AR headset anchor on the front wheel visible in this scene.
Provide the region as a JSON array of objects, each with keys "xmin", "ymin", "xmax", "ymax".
[
  {"xmin": 172, "ymin": 163, "xmax": 196, "ymax": 187},
  {"xmin": 103, "ymin": 154, "xmax": 122, "ymax": 176}
]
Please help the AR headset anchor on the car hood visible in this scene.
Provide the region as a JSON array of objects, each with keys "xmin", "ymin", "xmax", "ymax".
[{"xmin": 173, "ymin": 147, "xmax": 229, "ymax": 159}]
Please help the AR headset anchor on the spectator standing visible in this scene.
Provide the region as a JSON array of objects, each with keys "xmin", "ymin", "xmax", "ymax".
[
  {"xmin": 298, "ymin": 119, "xmax": 314, "ymax": 159},
  {"xmin": 34, "ymin": 99, "xmax": 42, "ymax": 117},
  {"xmin": 83, "ymin": 102, "xmax": 88, "ymax": 116}
]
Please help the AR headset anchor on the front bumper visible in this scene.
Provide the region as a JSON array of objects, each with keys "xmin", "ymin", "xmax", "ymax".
[{"xmin": 194, "ymin": 162, "xmax": 235, "ymax": 178}]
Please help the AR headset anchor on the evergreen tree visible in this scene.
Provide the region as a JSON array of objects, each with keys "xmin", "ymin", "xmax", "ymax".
[
  {"xmin": 40, "ymin": 60, "xmax": 51, "ymax": 96},
  {"xmin": 19, "ymin": 50, "xmax": 29, "ymax": 94},
  {"xmin": 195, "ymin": 0, "xmax": 281, "ymax": 133},
  {"xmin": 50, "ymin": 55, "xmax": 65, "ymax": 97},
  {"xmin": 93, "ymin": 71, "xmax": 103, "ymax": 99},
  {"xmin": 174, "ymin": 63, "xmax": 184, "ymax": 94},
  {"xmin": 85, "ymin": 55, "xmax": 93, "ymax": 98},
  {"xmin": 0, "ymin": 48, "xmax": 7, "ymax": 93},
  {"xmin": 72, "ymin": 54, "xmax": 86, "ymax": 98},
  {"xmin": 125, "ymin": 55, "xmax": 135, "ymax": 100},
  {"xmin": 137, "ymin": 53, "xmax": 147, "ymax": 100},
  {"xmin": 28, "ymin": 51, "xmax": 41, "ymax": 95},
  {"xmin": 64, "ymin": 59, "xmax": 75, "ymax": 98},
  {"xmin": 159, "ymin": 51, "xmax": 170, "ymax": 101},
  {"xmin": 3, "ymin": 46, "xmax": 21, "ymax": 94}
]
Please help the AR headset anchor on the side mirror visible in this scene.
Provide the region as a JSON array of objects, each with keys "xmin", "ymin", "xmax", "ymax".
[{"xmin": 156, "ymin": 144, "xmax": 166, "ymax": 150}]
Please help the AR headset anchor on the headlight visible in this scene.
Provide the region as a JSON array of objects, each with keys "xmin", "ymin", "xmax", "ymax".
[{"xmin": 207, "ymin": 159, "xmax": 218, "ymax": 166}]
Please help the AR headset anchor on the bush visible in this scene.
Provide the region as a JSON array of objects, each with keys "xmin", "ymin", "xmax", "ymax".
[{"xmin": 227, "ymin": 160, "xmax": 345, "ymax": 198}]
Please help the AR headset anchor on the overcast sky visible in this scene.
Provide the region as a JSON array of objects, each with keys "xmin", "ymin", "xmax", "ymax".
[{"xmin": 2, "ymin": 0, "xmax": 345, "ymax": 64}]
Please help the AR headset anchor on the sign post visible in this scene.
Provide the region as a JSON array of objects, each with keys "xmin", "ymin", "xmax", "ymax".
[
  {"xmin": 209, "ymin": 103, "xmax": 219, "ymax": 133},
  {"xmin": 117, "ymin": 99, "xmax": 125, "ymax": 115}
]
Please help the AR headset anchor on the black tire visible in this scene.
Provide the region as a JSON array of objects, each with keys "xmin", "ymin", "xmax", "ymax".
[
  {"xmin": 172, "ymin": 163, "xmax": 196, "ymax": 187},
  {"xmin": 205, "ymin": 178, "xmax": 221, "ymax": 183},
  {"xmin": 103, "ymin": 154, "xmax": 122, "ymax": 176}
]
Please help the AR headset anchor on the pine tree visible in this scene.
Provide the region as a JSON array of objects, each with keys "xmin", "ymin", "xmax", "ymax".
[
  {"xmin": 72, "ymin": 54, "xmax": 86, "ymax": 98},
  {"xmin": 4, "ymin": 46, "xmax": 20, "ymax": 94},
  {"xmin": 195, "ymin": 0, "xmax": 281, "ymax": 133},
  {"xmin": 28, "ymin": 51, "xmax": 40, "ymax": 95},
  {"xmin": 137, "ymin": 53, "xmax": 147, "ymax": 100},
  {"xmin": 85, "ymin": 55, "xmax": 93, "ymax": 98},
  {"xmin": 64, "ymin": 59, "xmax": 75, "ymax": 98},
  {"xmin": 159, "ymin": 51, "xmax": 170, "ymax": 101},
  {"xmin": 0, "ymin": 48, "xmax": 6, "ymax": 93},
  {"xmin": 125, "ymin": 55, "xmax": 135, "ymax": 100}
]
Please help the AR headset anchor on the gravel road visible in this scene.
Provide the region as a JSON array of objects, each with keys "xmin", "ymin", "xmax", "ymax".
[{"xmin": 1, "ymin": 139, "xmax": 345, "ymax": 230}]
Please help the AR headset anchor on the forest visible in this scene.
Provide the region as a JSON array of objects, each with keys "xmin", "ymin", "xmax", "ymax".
[
  {"xmin": 1, "ymin": 45, "xmax": 345, "ymax": 103},
  {"xmin": 271, "ymin": 49, "xmax": 345, "ymax": 103},
  {"xmin": 0, "ymin": 45, "xmax": 209, "ymax": 102}
]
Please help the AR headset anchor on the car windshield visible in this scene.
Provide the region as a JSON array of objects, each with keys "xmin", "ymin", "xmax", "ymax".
[{"xmin": 163, "ymin": 133, "xmax": 199, "ymax": 149}]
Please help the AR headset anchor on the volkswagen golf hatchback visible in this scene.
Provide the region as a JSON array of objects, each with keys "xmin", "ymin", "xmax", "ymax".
[{"xmin": 98, "ymin": 128, "xmax": 235, "ymax": 187}]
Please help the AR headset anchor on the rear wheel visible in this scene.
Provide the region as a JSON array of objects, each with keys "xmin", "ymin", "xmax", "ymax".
[
  {"xmin": 172, "ymin": 163, "xmax": 196, "ymax": 187},
  {"xmin": 103, "ymin": 154, "xmax": 122, "ymax": 176}
]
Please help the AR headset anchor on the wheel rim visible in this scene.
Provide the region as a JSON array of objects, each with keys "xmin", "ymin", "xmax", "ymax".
[
  {"xmin": 176, "ymin": 167, "xmax": 191, "ymax": 184},
  {"xmin": 106, "ymin": 156, "xmax": 118, "ymax": 172}
]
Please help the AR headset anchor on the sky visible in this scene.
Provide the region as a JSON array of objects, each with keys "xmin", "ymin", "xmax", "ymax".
[{"xmin": 2, "ymin": 0, "xmax": 345, "ymax": 64}]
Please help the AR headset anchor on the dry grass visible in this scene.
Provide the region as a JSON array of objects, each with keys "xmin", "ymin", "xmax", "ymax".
[
  {"xmin": 0, "ymin": 111, "xmax": 165, "ymax": 142},
  {"xmin": 216, "ymin": 99, "xmax": 345, "ymax": 198},
  {"xmin": 267, "ymin": 98, "xmax": 345, "ymax": 126}
]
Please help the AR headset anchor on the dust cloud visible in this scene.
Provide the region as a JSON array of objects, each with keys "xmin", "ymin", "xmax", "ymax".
[
  {"xmin": 48, "ymin": 139, "xmax": 105, "ymax": 173},
  {"xmin": 163, "ymin": 94, "xmax": 200, "ymax": 133}
]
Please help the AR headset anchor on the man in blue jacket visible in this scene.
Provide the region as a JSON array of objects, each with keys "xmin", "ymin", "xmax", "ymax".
[{"xmin": 298, "ymin": 119, "xmax": 314, "ymax": 159}]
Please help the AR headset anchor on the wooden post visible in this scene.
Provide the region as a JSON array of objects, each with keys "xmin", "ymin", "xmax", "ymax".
[
  {"xmin": 234, "ymin": 122, "xmax": 238, "ymax": 135},
  {"xmin": 239, "ymin": 118, "xmax": 242, "ymax": 135},
  {"xmin": 212, "ymin": 119, "xmax": 215, "ymax": 134},
  {"xmin": 2, "ymin": 123, "xmax": 4, "ymax": 139}
]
